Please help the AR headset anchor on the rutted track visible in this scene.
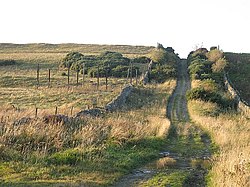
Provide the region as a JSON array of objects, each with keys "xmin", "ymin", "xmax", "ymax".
[
  {"xmin": 112, "ymin": 60, "xmax": 211, "ymax": 187},
  {"xmin": 167, "ymin": 59, "xmax": 190, "ymax": 122}
]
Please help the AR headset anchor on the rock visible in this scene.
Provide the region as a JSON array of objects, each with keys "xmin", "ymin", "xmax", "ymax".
[
  {"xmin": 105, "ymin": 85, "xmax": 133, "ymax": 112},
  {"xmin": 76, "ymin": 108, "xmax": 103, "ymax": 118},
  {"xmin": 159, "ymin": 151, "xmax": 170, "ymax": 157},
  {"xmin": 13, "ymin": 117, "xmax": 32, "ymax": 126},
  {"xmin": 43, "ymin": 114, "xmax": 72, "ymax": 124}
]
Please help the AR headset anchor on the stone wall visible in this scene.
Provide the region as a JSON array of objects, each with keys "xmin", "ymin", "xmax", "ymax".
[
  {"xmin": 224, "ymin": 73, "xmax": 250, "ymax": 117},
  {"xmin": 76, "ymin": 84, "xmax": 133, "ymax": 117},
  {"xmin": 140, "ymin": 60, "xmax": 153, "ymax": 85},
  {"xmin": 105, "ymin": 84, "xmax": 133, "ymax": 112}
]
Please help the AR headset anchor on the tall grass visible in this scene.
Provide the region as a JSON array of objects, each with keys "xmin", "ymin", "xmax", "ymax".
[
  {"xmin": 0, "ymin": 80, "xmax": 176, "ymax": 186},
  {"xmin": 188, "ymin": 100, "xmax": 250, "ymax": 187}
]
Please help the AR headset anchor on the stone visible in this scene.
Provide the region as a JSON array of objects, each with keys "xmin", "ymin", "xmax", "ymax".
[
  {"xmin": 105, "ymin": 85, "xmax": 133, "ymax": 112},
  {"xmin": 76, "ymin": 108, "xmax": 103, "ymax": 118},
  {"xmin": 13, "ymin": 117, "xmax": 32, "ymax": 126},
  {"xmin": 43, "ymin": 114, "xmax": 72, "ymax": 124}
]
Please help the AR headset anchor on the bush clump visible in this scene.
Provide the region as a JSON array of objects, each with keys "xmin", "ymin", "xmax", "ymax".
[
  {"xmin": 60, "ymin": 51, "xmax": 142, "ymax": 78},
  {"xmin": 0, "ymin": 60, "xmax": 16, "ymax": 66},
  {"xmin": 132, "ymin": 56, "xmax": 151, "ymax": 64},
  {"xmin": 148, "ymin": 43, "xmax": 179, "ymax": 83},
  {"xmin": 186, "ymin": 87, "xmax": 236, "ymax": 109},
  {"xmin": 150, "ymin": 65, "xmax": 176, "ymax": 83}
]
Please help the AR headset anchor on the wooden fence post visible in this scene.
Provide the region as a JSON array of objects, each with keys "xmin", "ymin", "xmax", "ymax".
[
  {"xmin": 48, "ymin": 69, "xmax": 51, "ymax": 88},
  {"xmin": 37, "ymin": 63, "xmax": 40, "ymax": 88},
  {"xmin": 97, "ymin": 65, "xmax": 100, "ymax": 90},
  {"xmin": 55, "ymin": 106, "xmax": 58, "ymax": 115},
  {"xmin": 35, "ymin": 108, "xmax": 38, "ymax": 118},
  {"xmin": 130, "ymin": 62, "xmax": 133, "ymax": 84},
  {"xmin": 136, "ymin": 69, "xmax": 138, "ymax": 86},
  {"xmin": 82, "ymin": 63, "xmax": 85, "ymax": 86},
  {"xmin": 76, "ymin": 69, "xmax": 79, "ymax": 86},
  {"xmin": 126, "ymin": 68, "xmax": 130, "ymax": 83},
  {"xmin": 67, "ymin": 66, "xmax": 70, "ymax": 89},
  {"xmin": 105, "ymin": 69, "xmax": 108, "ymax": 90}
]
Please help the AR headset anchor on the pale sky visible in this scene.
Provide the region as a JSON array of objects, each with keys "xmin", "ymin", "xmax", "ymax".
[{"xmin": 0, "ymin": 0, "xmax": 249, "ymax": 58}]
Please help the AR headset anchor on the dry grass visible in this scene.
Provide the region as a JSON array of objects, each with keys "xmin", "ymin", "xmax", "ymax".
[
  {"xmin": 0, "ymin": 105, "xmax": 171, "ymax": 158},
  {"xmin": 0, "ymin": 80, "xmax": 176, "ymax": 185},
  {"xmin": 188, "ymin": 100, "xmax": 250, "ymax": 187},
  {"xmin": 0, "ymin": 43, "xmax": 154, "ymax": 57},
  {"xmin": 156, "ymin": 157, "xmax": 177, "ymax": 169}
]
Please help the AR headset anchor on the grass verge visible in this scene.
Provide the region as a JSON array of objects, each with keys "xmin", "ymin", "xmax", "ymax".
[{"xmin": 188, "ymin": 100, "xmax": 250, "ymax": 186}]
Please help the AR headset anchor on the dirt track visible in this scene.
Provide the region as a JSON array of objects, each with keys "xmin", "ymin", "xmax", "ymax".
[
  {"xmin": 167, "ymin": 59, "xmax": 190, "ymax": 121},
  {"xmin": 112, "ymin": 60, "xmax": 211, "ymax": 187}
]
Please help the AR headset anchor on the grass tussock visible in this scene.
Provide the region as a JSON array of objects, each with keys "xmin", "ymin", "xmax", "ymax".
[{"xmin": 188, "ymin": 100, "xmax": 250, "ymax": 187}]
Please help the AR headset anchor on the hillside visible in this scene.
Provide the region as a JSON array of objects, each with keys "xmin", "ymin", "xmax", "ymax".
[
  {"xmin": 0, "ymin": 43, "xmax": 154, "ymax": 57},
  {"xmin": 224, "ymin": 52, "xmax": 250, "ymax": 104}
]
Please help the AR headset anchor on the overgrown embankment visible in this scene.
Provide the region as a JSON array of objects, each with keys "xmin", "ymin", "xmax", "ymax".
[{"xmin": 187, "ymin": 48, "xmax": 250, "ymax": 186}]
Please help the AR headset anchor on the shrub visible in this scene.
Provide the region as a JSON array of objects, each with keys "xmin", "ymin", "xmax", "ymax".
[
  {"xmin": 212, "ymin": 57, "xmax": 228, "ymax": 73},
  {"xmin": 191, "ymin": 48, "xmax": 208, "ymax": 60},
  {"xmin": 188, "ymin": 58, "xmax": 213, "ymax": 80},
  {"xmin": 206, "ymin": 49, "xmax": 223, "ymax": 63},
  {"xmin": 132, "ymin": 56, "xmax": 151, "ymax": 64},
  {"xmin": 186, "ymin": 87, "xmax": 236, "ymax": 109},
  {"xmin": 199, "ymin": 79, "xmax": 218, "ymax": 92},
  {"xmin": 111, "ymin": 65, "xmax": 130, "ymax": 78},
  {"xmin": 46, "ymin": 149, "xmax": 83, "ymax": 165},
  {"xmin": 60, "ymin": 52, "xmax": 84, "ymax": 68},
  {"xmin": 100, "ymin": 51, "xmax": 123, "ymax": 59},
  {"xmin": 150, "ymin": 65, "xmax": 176, "ymax": 83},
  {"xmin": 60, "ymin": 51, "xmax": 135, "ymax": 78},
  {"xmin": 186, "ymin": 87, "xmax": 222, "ymax": 103},
  {"xmin": 0, "ymin": 60, "xmax": 16, "ymax": 66},
  {"xmin": 149, "ymin": 48, "xmax": 169, "ymax": 64}
]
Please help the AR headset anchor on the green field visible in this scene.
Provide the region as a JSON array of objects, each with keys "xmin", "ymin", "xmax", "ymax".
[{"xmin": 0, "ymin": 43, "xmax": 154, "ymax": 117}]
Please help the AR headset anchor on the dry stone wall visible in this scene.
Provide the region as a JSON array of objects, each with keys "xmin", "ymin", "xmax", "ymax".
[
  {"xmin": 140, "ymin": 60, "xmax": 153, "ymax": 85},
  {"xmin": 105, "ymin": 84, "xmax": 133, "ymax": 112},
  {"xmin": 224, "ymin": 73, "xmax": 250, "ymax": 117},
  {"xmin": 76, "ymin": 84, "xmax": 133, "ymax": 117}
]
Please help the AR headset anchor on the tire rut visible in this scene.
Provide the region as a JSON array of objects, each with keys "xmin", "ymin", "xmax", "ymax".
[{"xmin": 112, "ymin": 60, "xmax": 212, "ymax": 187}]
